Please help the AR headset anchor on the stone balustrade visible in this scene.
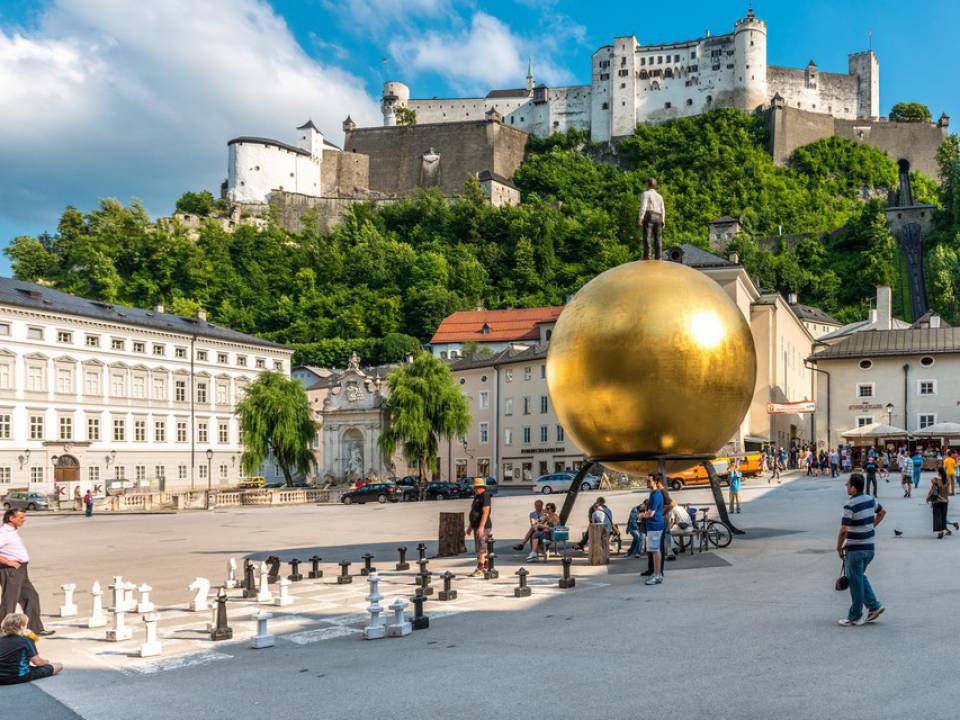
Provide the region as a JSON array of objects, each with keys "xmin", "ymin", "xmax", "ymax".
[{"xmin": 53, "ymin": 487, "xmax": 343, "ymax": 513}]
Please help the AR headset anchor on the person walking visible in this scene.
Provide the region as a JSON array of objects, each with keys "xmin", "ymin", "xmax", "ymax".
[
  {"xmin": 863, "ymin": 456, "xmax": 879, "ymax": 497},
  {"xmin": 83, "ymin": 490, "xmax": 94, "ymax": 518},
  {"xmin": 465, "ymin": 477, "xmax": 492, "ymax": 577},
  {"xmin": 770, "ymin": 451, "xmax": 782, "ymax": 484},
  {"xmin": 899, "ymin": 451, "xmax": 913, "ymax": 497},
  {"xmin": 836, "ymin": 473, "xmax": 886, "ymax": 626},
  {"xmin": 728, "ymin": 460, "xmax": 743, "ymax": 514},
  {"xmin": 912, "ymin": 449, "xmax": 923, "ymax": 489},
  {"xmin": 944, "ymin": 450, "xmax": 957, "ymax": 497},
  {"xmin": 638, "ymin": 177, "xmax": 665, "ymax": 260},
  {"xmin": 927, "ymin": 469, "xmax": 957, "ymax": 539},
  {"xmin": 0, "ymin": 510, "xmax": 52, "ymax": 637}
]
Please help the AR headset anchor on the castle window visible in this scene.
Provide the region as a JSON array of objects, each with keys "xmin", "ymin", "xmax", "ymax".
[
  {"xmin": 254, "ymin": 165, "xmax": 259, "ymax": 171},
  {"xmin": 675, "ymin": 54, "xmax": 680, "ymax": 62},
  {"xmin": 620, "ymin": 83, "xmax": 626, "ymax": 89},
  {"xmin": 686, "ymin": 98, "xmax": 693, "ymax": 106},
  {"xmin": 727, "ymin": 64, "xmax": 734, "ymax": 69},
  {"xmin": 640, "ymin": 58, "xmax": 645, "ymax": 66},
  {"xmin": 750, "ymin": 40, "xmax": 754, "ymax": 46},
  {"xmin": 712, "ymin": 64, "xmax": 721, "ymax": 71},
  {"xmin": 289, "ymin": 173, "xmax": 294, "ymax": 178},
  {"xmin": 690, "ymin": 51, "xmax": 696, "ymax": 58},
  {"xmin": 706, "ymin": 95, "xmax": 713, "ymax": 103},
  {"xmin": 601, "ymin": 102, "xmax": 608, "ymax": 110},
  {"xmin": 657, "ymin": 56, "xmax": 662, "ymax": 63},
  {"xmin": 664, "ymin": 102, "xmax": 671, "ymax": 109}
]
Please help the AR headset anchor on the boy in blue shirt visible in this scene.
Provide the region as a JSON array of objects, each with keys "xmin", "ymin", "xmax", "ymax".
[{"xmin": 728, "ymin": 460, "xmax": 743, "ymax": 513}]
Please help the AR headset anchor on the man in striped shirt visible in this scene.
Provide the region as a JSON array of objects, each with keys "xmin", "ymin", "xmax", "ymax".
[{"xmin": 836, "ymin": 473, "xmax": 886, "ymax": 626}]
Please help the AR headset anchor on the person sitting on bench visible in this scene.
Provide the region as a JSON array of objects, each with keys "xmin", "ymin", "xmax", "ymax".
[
  {"xmin": 513, "ymin": 500, "xmax": 545, "ymax": 552},
  {"xmin": 528, "ymin": 503, "xmax": 560, "ymax": 560}
]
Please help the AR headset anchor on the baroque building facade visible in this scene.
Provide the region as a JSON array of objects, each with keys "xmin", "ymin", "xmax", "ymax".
[
  {"xmin": 0, "ymin": 278, "xmax": 292, "ymax": 497},
  {"xmin": 381, "ymin": 9, "xmax": 879, "ymax": 143}
]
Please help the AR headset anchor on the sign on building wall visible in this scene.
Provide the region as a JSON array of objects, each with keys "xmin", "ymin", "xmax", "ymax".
[{"xmin": 768, "ymin": 401, "xmax": 816, "ymax": 414}]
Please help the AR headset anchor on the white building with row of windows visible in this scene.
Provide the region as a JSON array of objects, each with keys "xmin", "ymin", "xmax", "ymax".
[{"xmin": 0, "ymin": 278, "xmax": 292, "ymax": 497}]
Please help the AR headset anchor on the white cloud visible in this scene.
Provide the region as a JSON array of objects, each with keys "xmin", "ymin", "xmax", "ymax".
[
  {"xmin": 0, "ymin": 0, "xmax": 380, "ymax": 226},
  {"xmin": 387, "ymin": 11, "xmax": 575, "ymax": 94}
]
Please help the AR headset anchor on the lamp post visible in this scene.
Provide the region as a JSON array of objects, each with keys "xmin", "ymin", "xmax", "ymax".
[
  {"xmin": 205, "ymin": 448, "xmax": 213, "ymax": 492},
  {"xmin": 885, "ymin": 402, "xmax": 895, "ymax": 426}
]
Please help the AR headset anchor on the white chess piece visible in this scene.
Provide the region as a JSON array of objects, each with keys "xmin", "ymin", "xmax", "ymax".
[
  {"xmin": 109, "ymin": 576, "xmax": 125, "ymax": 612},
  {"xmin": 139, "ymin": 613, "xmax": 163, "ymax": 657},
  {"xmin": 106, "ymin": 606, "xmax": 133, "ymax": 642},
  {"xmin": 136, "ymin": 584, "xmax": 155, "ymax": 613},
  {"xmin": 256, "ymin": 562, "xmax": 273, "ymax": 604},
  {"xmin": 386, "ymin": 598, "xmax": 411, "ymax": 637},
  {"xmin": 59, "ymin": 583, "xmax": 78, "ymax": 618},
  {"xmin": 188, "ymin": 577, "xmax": 211, "ymax": 612},
  {"xmin": 88, "ymin": 581, "xmax": 107, "ymax": 628},
  {"xmin": 274, "ymin": 578, "xmax": 293, "ymax": 607},
  {"xmin": 363, "ymin": 573, "xmax": 386, "ymax": 640},
  {"xmin": 251, "ymin": 611, "xmax": 274, "ymax": 649},
  {"xmin": 225, "ymin": 558, "xmax": 238, "ymax": 589},
  {"xmin": 123, "ymin": 582, "xmax": 137, "ymax": 612}
]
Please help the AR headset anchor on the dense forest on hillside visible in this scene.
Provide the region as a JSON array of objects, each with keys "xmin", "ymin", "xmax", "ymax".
[{"xmin": 6, "ymin": 109, "xmax": 960, "ymax": 365}]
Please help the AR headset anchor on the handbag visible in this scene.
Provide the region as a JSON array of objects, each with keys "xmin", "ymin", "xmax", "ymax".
[{"xmin": 835, "ymin": 558, "xmax": 849, "ymax": 591}]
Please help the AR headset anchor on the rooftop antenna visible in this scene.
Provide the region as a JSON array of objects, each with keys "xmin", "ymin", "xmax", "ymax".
[{"xmin": 868, "ymin": 29, "xmax": 872, "ymax": 52}]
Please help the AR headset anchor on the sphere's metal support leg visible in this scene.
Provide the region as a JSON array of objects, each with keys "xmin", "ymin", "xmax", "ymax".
[
  {"xmin": 704, "ymin": 460, "xmax": 744, "ymax": 535},
  {"xmin": 558, "ymin": 462, "xmax": 594, "ymax": 528}
]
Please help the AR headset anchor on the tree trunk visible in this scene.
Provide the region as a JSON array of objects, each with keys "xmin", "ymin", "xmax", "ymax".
[
  {"xmin": 418, "ymin": 457, "xmax": 427, "ymax": 501},
  {"xmin": 437, "ymin": 512, "xmax": 467, "ymax": 556}
]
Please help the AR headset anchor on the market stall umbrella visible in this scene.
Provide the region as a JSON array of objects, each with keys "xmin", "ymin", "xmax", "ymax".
[
  {"xmin": 913, "ymin": 422, "xmax": 960, "ymax": 438},
  {"xmin": 841, "ymin": 422, "xmax": 909, "ymax": 443}
]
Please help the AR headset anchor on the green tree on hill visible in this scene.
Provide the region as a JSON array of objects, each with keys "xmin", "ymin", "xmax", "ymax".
[{"xmin": 889, "ymin": 102, "xmax": 932, "ymax": 123}]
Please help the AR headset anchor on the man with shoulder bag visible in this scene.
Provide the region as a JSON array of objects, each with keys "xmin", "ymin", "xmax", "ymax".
[{"xmin": 836, "ymin": 473, "xmax": 885, "ymax": 627}]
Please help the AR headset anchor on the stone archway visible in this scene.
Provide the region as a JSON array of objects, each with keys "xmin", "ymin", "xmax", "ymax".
[{"xmin": 53, "ymin": 454, "xmax": 80, "ymax": 483}]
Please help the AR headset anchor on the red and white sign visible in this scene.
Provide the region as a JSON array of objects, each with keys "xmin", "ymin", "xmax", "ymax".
[{"xmin": 767, "ymin": 401, "xmax": 816, "ymax": 414}]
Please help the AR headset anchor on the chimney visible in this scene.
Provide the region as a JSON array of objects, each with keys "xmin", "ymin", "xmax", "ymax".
[
  {"xmin": 787, "ymin": 292, "xmax": 798, "ymax": 305},
  {"xmin": 930, "ymin": 314, "xmax": 941, "ymax": 329},
  {"xmin": 154, "ymin": 303, "xmax": 165, "ymax": 314},
  {"xmin": 728, "ymin": 251, "xmax": 740, "ymax": 265},
  {"xmin": 196, "ymin": 309, "xmax": 207, "ymax": 323},
  {"xmin": 875, "ymin": 286, "xmax": 892, "ymax": 330}
]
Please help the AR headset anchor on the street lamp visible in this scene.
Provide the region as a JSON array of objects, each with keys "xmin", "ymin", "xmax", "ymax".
[
  {"xmin": 205, "ymin": 448, "xmax": 214, "ymax": 492},
  {"xmin": 885, "ymin": 402, "xmax": 895, "ymax": 425}
]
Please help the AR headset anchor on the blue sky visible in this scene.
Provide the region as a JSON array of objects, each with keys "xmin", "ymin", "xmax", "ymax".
[{"xmin": 0, "ymin": 0, "xmax": 957, "ymax": 275}]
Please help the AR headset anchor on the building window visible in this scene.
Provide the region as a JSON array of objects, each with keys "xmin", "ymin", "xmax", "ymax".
[
  {"xmin": 134, "ymin": 419, "xmax": 146, "ymax": 442},
  {"xmin": 59, "ymin": 416, "xmax": 73, "ymax": 441},
  {"xmin": 504, "ymin": 398, "xmax": 513, "ymax": 416},
  {"xmin": 111, "ymin": 338, "xmax": 125, "ymax": 351},
  {"xmin": 110, "ymin": 372, "xmax": 126, "ymax": 397},
  {"xmin": 57, "ymin": 330, "xmax": 72, "ymax": 344},
  {"xmin": 856, "ymin": 416, "xmax": 874, "ymax": 427},
  {"xmin": 155, "ymin": 420, "xmax": 166, "ymax": 443},
  {"xmin": 524, "ymin": 367, "xmax": 532, "ymax": 381},
  {"xmin": 479, "ymin": 391, "xmax": 489, "ymax": 409},
  {"xmin": 152, "ymin": 377, "xmax": 165, "ymax": 400},
  {"xmin": 664, "ymin": 102, "xmax": 672, "ymax": 109},
  {"xmin": 176, "ymin": 421, "xmax": 187, "ymax": 443},
  {"xmin": 88, "ymin": 466, "xmax": 99, "ymax": 484},
  {"xmin": 85, "ymin": 370, "xmax": 101, "ymax": 396},
  {"xmin": 198, "ymin": 421, "xmax": 208, "ymax": 443},
  {"xmin": 556, "ymin": 424, "xmax": 565, "ymax": 442},
  {"xmin": 237, "ymin": 355, "xmax": 247, "ymax": 367},
  {"xmin": 87, "ymin": 417, "xmax": 100, "ymax": 441},
  {"xmin": 153, "ymin": 344, "xmax": 165, "ymax": 356},
  {"xmin": 920, "ymin": 356, "xmax": 935, "ymax": 367},
  {"xmin": 540, "ymin": 425, "xmax": 548, "ymax": 442},
  {"xmin": 178, "ymin": 465, "xmax": 187, "ymax": 480},
  {"xmin": 132, "ymin": 374, "xmax": 146, "ymax": 399},
  {"xmin": 540, "ymin": 395, "xmax": 548, "ymax": 414},
  {"xmin": 216, "ymin": 383, "xmax": 228, "ymax": 405},
  {"xmin": 540, "ymin": 365, "xmax": 546, "ymax": 379},
  {"xmin": 0, "ymin": 324, "xmax": 8, "ymax": 336},
  {"xmin": 274, "ymin": 360, "xmax": 283, "ymax": 371},
  {"xmin": 0, "ymin": 363, "xmax": 10, "ymax": 390},
  {"xmin": 856, "ymin": 383, "xmax": 874, "ymax": 398},
  {"xmin": 135, "ymin": 465, "xmax": 146, "ymax": 483},
  {"xmin": 30, "ymin": 467, "xmax": 44, "ymax": 484},
  {"xmin": 29, "ymin": 415, "xmax": 44, "ymax": 440},
  {"xmin": 504, "ymin": 428, "xmax": 513, "ymax": 445},
  {"xmin": 918, "ymin": 380, "xmax": 936, "ymax": 396},
  {"xmin": 113, "ymin": 418, "xmax": 125, "ymax": 441},
  {"xmin": 523, "ymin": 397, "xmax": 531, "ymax": 415},
  {"xmin": 505, "ymin": 369, "xmax": 513, "ymax": 383},
  {"xmin": 858, "ymin": 359, "xmax": 873, "ymax": 370},
  {"xmin": 196, "ymin": 350, "xmax": 208, "ymax": 362},
  {"xmin": 196, "ymin": 382, "xmax": 207, "ymax": 403},
  {"xmin": 919, "ymin": 414, "xmax": 936, "ymax": 430},
  {"xmin": 26, "ymin": 365, "xmax": 45, "ymax": 392},
  {"xmin": 114, "ymin": 466, "xmax": 125, "ymax": 481},
  {"xmin": 86, "ymin": 335, "xmax": 100, "ymax": 348},
  {"xmin": 0, "ymin": 414, "xmax": 9, "ymax": 440},
  {"xmin": 175, "ymin": 347, "xmax": 187, "ymax": 359},
  {"xmin": 27, "ymin": 326, "xmax": 43, "ymax": 340},
  {"xmin": 198, "ymin": 464, "xmax": 208, "ymax": 480},
  {"xmin": 479, "ymin": 422, "xmax": 489, "ymax": 444},
  {"xmin": 218, "ymin": 422, "xmax": 228, "ymax": 443},
  {"xmin": 56, "ymin": 368, "xmax": 74, "ymax": 394},
  {"xmin": 522, "ymin": 427, "xmax": 531, "ymax": 444},
  {"xmin": 155, "ymin": 465, "xmax": 165, "ymax": 481},
  {"xmin": 175, "ymin": 380, "xmax": 186, "ymax": 402},
  {"xmin": 0, "ymin": 467, "xmax": 9, "ymax": 485},
  {"xmin": 132, "ymin": 341, "xmax": 145, "ymax": 353},
  {"xmin": 255, "ymin": 358, "xmax": 265, "ymax": 369},
  {"xmin": 219, "ymin": 464, "xmax": 228, "ymax": 480},
  {"xmin": 217, "ymin": 353, "xmax": 228, "ymax": 364}
]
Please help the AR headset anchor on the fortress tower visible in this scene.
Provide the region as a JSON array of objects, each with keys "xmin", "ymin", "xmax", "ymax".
[
  {"xmin": 733, "ymin": 6, "xmax": 768, "ymax": 112},
  {"xmin": 848, "ymin": 51, "xmax": 879, "ymax": 120},
  {"xmin": 296, "ymin": 119, "xmax": 324, "ymax": 159},
  {"xmin": 381, "ymin": 81, "xmax": 410, "ymax": 127}
]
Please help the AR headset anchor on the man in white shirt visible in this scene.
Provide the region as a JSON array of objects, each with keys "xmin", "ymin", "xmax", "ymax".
[
  {"xmin": 638, "ymin": 177, "xmax": 666, "ymax": 260},
  {"xmin": 0, "ymin": 509, "xmax": 51, "ymax": 636}
]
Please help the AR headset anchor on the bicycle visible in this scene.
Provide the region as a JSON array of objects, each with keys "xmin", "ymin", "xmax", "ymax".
[{"xmin": 674, "ymin": 506, "xmax": 732, "ymax": 552}]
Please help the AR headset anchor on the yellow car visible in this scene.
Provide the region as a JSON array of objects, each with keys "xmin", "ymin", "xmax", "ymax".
[
  {"xmin": 665, "ymin": 452, "xmax": 763, "ymax": 490},
  {"xmin": 237, "ymin": 476, "xmax": 266, "ymax": 489}
]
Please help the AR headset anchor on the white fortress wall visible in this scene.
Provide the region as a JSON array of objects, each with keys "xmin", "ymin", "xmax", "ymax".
[
  {"xmin": 227, "ymin": 141, "xmax": 321, "ymax": 204},
  {"xmin": 767, "ymin": 66, "xmax": 859, "ymax": 119}
]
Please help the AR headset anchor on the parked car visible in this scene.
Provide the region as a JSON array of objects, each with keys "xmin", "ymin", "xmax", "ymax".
[
  {"xmin": 424, "ymin": 482, "xmax": 471, "ymax": 500},
  {"xmin": 263, "ymin": 480, "xmax": 285, "ymax": 489},
  {"xmin": 2, "ymin": 491, "xmax": 50, "ymax": 511},
  {"xmin": 340, "ymin": 483, "xmax": 408, "ymax": 504},
  {"xmin": 665, "ymin": 458, "xmax": 731, "ymax": 491},
  {"xmin": 290, "ymin": 481, "xmax": 314, "ymax": 489},
  {"xmin": 456, "ymin": 476, "xmax": 499, "ymax": 496},
  {"xmin": 237, "ymin": 476, "xmax": 266, "ymax": 489},
  {"xmin": 533, "ymin": 472, "xmax": 600, "ymax": 495}
]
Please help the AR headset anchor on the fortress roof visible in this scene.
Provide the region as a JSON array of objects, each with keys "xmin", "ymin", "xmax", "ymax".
[
  {"xmin": 228, "ymin": 136, "xmax": 310, "ymax": 157},
  {"xmin": 486, "ymin": 88, "xmax": 531, "ymax": 99}
]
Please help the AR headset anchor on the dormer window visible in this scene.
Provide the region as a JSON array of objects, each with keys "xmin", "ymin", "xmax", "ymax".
[{"xmin": 481, "ymin": 323, "xmax": 490, "ymax": 336}]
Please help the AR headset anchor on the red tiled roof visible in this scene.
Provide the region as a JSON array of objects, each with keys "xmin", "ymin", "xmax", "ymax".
[{"xmin": 430, "ymin": 306, "xmax": 563, "ymax": 344}]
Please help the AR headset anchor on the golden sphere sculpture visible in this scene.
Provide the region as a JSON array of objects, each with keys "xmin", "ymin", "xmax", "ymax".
[{"xmin": 546, "ymin": 260, "xmax": 757, "ymax": 475}]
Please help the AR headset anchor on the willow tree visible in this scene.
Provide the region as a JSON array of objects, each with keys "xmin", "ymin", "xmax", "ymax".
[
  {"xmin": 379, "ymin": 352, "xmax": 471, "ymax": 496},
  {"xmin": 236, "ymin": 371, "xmax": 317, "ymax": 485}
]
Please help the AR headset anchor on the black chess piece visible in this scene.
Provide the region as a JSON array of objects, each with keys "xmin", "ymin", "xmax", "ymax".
[
  {"xmin": 337, "ymin": 560, "xmax": 353, "ymax": 584},
  {"xmin": 211, "ymin": 587, "xmax": 233, "ymax": 641},
  {"xmin": 308, "ymin": 555, "xmax": 323, "ymax": 579},
  {"xmin": 514, "ymin": 567, "xmax": 531, "ymax": 598},
  {"xmin": 438, "ymin": 571, "xmax": 457, "ymax": 601}
]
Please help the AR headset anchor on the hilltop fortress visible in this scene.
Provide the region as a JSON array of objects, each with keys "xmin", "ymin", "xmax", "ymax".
[{"xmin": 382, "ymin": 8, "xmax": 878, "ymax": 142}]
